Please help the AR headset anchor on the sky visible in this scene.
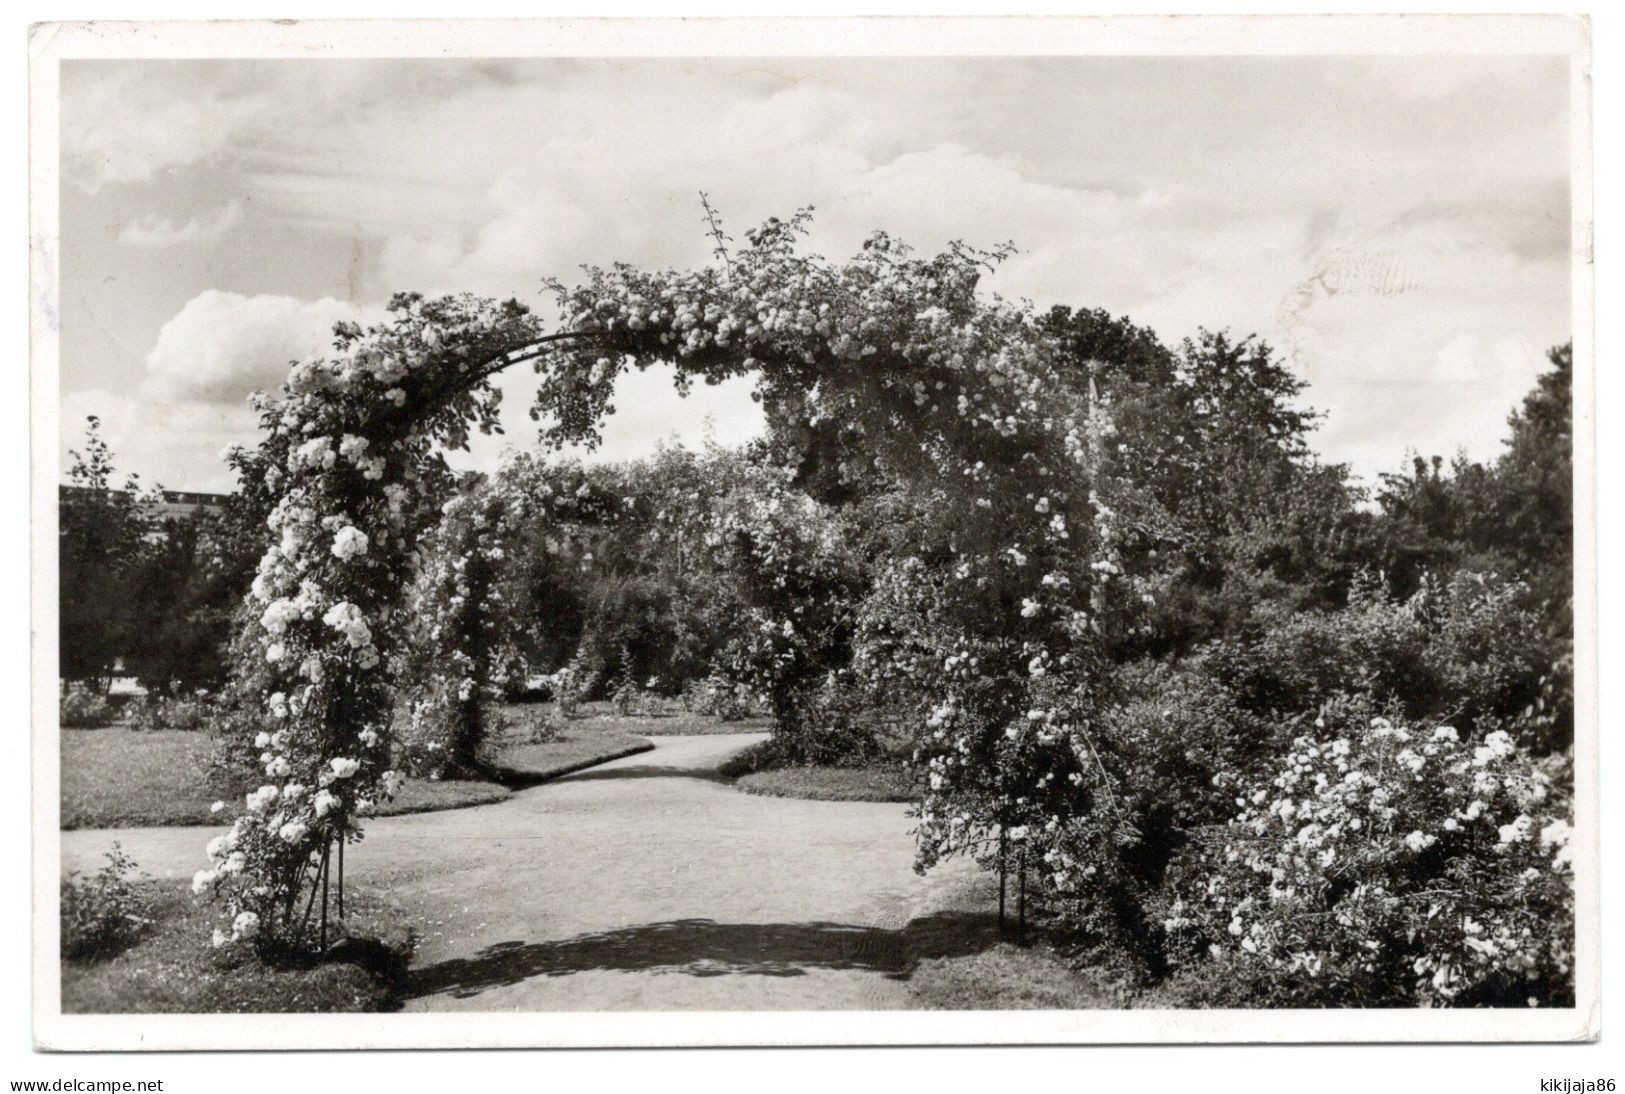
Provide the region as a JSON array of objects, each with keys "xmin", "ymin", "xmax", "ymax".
[{"xmin": 56, "ymin": 56, "xmax": 1573, "ymax": 493}]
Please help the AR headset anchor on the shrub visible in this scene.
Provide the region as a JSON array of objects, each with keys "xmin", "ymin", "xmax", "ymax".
[
  {"xmin": 1100, "ymin": 663, "xmax": 1278, "ymax": 863},
  {"xmin": 1417, "ymin": 571, "xmax": 1551, "ymax": 748},
  {"xmin": 61, "ymin": 845, "xmax": 152, "ymax": 961},
  {"xmin": 1158, "ymin": 698, "xmax": 1574, "ymax": 1007},
  {"xmin": 772, "ymin": 673, "xmax": 881, "ymax": 766},
  {"xmin": 60, "ymin": 687, "xmax": 117, "ymax": 729},
  {"xmin": 1210, "ymin": 578, "xmax": 1428, "ymax": 718},
  {"xmin": 393, "ymin": 700, "xmax": 455, "ymax": 779},
  {"xmin": 548, "ymin": 656, "xmax": 590, "ymax": 718},
  {"xmin": 1026, "ymin": 664, "xmax": 1281, "ymax": 959},
  {"xmin": 610, "ymin": 648, "xmax": 642, "ymax": 716},
  {"xmin": 397, "ymin": 700, "xmax": 573, "ymax": 777},
  {"xmin": 504, "ymin": 705, "xmax": 565, "ymax": 745},
  {"xmin": 127, "ymin": 692, "xmax": 212, "ymax": 732},
  {"xmin": 1208, "ymin": 571, "xmax": 1547, "ymax": 744},
  {"xmin": 683, "ymin": 668, "xmax": 757, "ymax": 722}
]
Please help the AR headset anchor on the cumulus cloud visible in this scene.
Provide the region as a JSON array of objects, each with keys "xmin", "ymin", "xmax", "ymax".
[
  {"xmin": 131, "ymin": 288, "xmax": 759, "ymax": 482},
  {"xmin": 118, "ymin": 201, "xmax": 244, "ymax": 248},
  {"xmin": 142, "ymin": 290, "xmax": 384, "ymax": 404},
  {"xmin": 71, "ymin": 287, "xmax": 389, "ymax": 489}
]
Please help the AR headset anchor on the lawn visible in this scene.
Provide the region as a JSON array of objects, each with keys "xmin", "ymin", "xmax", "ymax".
[
  {"xmin": 734, "ymin": 764, "xmax": 916, "ymax": 803},
  {"xmin": 488, "ymin": 730, "xmax": 653, "ymax": 783},
  {"xmin": 61, "ymin": 882, "xmax": 410, "ymax": 1014},
  {"xmin": 61, "ymin": 706, "xmax": 760, "ymax": 830},
  {"xmin": 61, "ymin": 724, "xmax": 661, "ymax": 829},
  {"xmin": 60, "ymin": 729, "xmax": 511, "ymax": 829},
  {"xmin": 906, "ymin": 941, "xmax": 1134, "ymax": 1010},
  {"xmin": 714, "ymin": 731, "xmax": 917, "ymax": 804}
]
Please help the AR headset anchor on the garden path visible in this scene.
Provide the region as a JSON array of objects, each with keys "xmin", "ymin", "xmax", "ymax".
[{"xmin": 61, "ymin": 733, "xmax": 992, "ymax": 1011}]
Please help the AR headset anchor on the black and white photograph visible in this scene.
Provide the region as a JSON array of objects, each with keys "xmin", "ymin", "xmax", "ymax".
[{"xmin": 27, "ymin": 15, "xmax": 1597, "ymax": 1052}]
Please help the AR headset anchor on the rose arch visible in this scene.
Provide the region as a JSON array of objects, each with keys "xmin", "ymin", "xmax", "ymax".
[{"xmin": 195, "ymin": 211, "xmax": 1145, "ymax": 950}]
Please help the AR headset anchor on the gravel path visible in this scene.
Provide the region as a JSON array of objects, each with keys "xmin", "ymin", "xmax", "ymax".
[{"xmin": 60, "ymin": 734, "xmax": 990, "ymax": 1011}]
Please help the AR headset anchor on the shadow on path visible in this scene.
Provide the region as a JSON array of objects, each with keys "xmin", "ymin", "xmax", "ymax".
[
  {"xmin": 406, "ymin": 912, "xmax": 999, "ymax": 1001},
  {"xmin": 554, "ymin": 764, "xmax": 734, "ymax": 786}
]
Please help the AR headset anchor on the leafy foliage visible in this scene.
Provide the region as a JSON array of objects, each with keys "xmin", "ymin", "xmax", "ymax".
[
  {"xmin": 126, "ymin": 693, "xmax": 212, "ymax": 733},
  {"xmin": 60, "ymin": 686, "xmax": 118, "ymax": 729},
  {"xmin": 60, "ymin": 417, "xmax": 157, "ymax": 687},
  {"xmin": 61, "ymin": 845, "xmax": 152, "ymax": 961}
]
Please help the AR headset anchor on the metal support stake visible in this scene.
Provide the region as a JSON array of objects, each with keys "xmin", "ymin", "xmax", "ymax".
[
  {"xmin": 299, "ymin": 855, "xmax": 321, "ymax": 933},
  {"xmin": 319, "ymin": 840, "xmax": 331, "ymax": 951},
  {"xmin": 1017, "ymin": 849, "xmax": 1027, "ymax": 942},
  {"xmin": 998, "ymin": 825, "xmax": 1007, "ymax": 930}
]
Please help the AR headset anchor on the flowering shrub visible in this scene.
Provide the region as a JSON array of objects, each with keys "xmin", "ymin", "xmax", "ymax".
[
  {"xmin": 681, "ymin": 668, "xmax": 757, "ymax": 721},
  {"xmin": 61, "ymin": 844, "xmax": 151, "ymax": 960},
  {"xmin": 60, "ymin": 687, "xmax": 117, "ymax": 729},
  {"xmin": 1015, "ymin": 663, "xmax": 1279, "ymax": 952},
  {"xmin": 702, "ymin": 469, "xmax": 866, "ymax": 732},
  {"xmin": 200, "ymin": 293, "xmax": 557, "ymax": 949},
  {"xmin": 1159, "ymin": 699, "xmax": 1574, "ymax": 1006},
  {"xmin": 127, "ymin": 692, "xmax": 212, "ymax": 733},
  {"xmin": 547, "ymin": 656, "xmax": 591, "ymax": 718}
]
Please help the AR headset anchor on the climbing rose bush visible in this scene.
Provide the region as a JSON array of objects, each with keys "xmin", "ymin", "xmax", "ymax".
[
  {"xmin": 539, "ymin": 213, "xmax": 1156, "ymax": 883},
  {"xmin": 703, "ymin": 471, "xmax": 864, "ymax": 730},
  {"xmin": 398, "ymin": 477, "xmax": 537, "ymax": 776},
  {"xmin": 1160, "ymin": 700, "xmax": 1575, "ymax": 1006},
  {"xmin": 198, "ymin": 293, "xmax": 559, "ymax": 948},
  {"xmin": 202, "ymin": 210, "xmax": 1146, "ymax": 948}
]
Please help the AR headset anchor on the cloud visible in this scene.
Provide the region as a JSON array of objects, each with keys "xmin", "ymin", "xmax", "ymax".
[
  {"xmin": 142, "ymin": 290, "xmax": 383, "ymax": 404},
  {"xmin": 61, "ymin": 60, "xmax": 510, "ymax": 194},
  {"xmin": 60, "ymin": 57, "xmax": 1573, "ymax": 490},
  {"xmin": 118, "ymin": 201, "xmax": 244, "ymax": 248},
  {"xmin": 112, "ymin": 289, "xmax": 385, "ymax": 488},
  {"xmin": 62, "ymin": 66, "xmax": 261, "ymax": 193},
  {"xmin": 130, "ymin": 289, "xmax": 763, "ymax": 487},
  {"xmin": 447, "ymin": 363, "xmax": 766, "ymax": 479},
  {"xmin": 60, "ymin": 386, "xmax": 258, "ymax": 494}
]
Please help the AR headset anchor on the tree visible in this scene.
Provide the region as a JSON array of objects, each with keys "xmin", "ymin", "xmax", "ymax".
[
  {"xmin": 59, "ymin": 417, "xmax": 154, "ymax": 690},
  {"xmin": 123, "ymin": 501, "xmax": 263, "ymax": 696},
  {"xmin": 1042, "ymin": 310, "xmax": 1370, "ymax": 656},
  {"xmin": 1492, "ymin": 343, "xmax": 1573, "ymax": 607},
  {"xmin": 1369, "ymin": 343, "xmax": 1574, "ymax": 748},
  {"xmin": 1374, "ymin": 343, "xmax": 1571, "ymax": 597}
]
